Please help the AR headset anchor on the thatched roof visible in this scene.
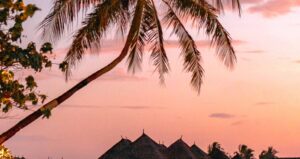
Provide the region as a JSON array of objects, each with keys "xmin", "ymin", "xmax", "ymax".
[
  {"xmin": 190, "ymin": 144, "xmax": 210, "ymax": 159},
  {"xmin": 159, "ymin": 144, "xmax": 168, "ymax": 149},
  {"xmin": 168, "ymin": 139, "xmax": 198, "ymax": 159},
  {"xmin": 98, "ymin": 138, "xmax": 132, "ymax": 159},
  {"xmin": 130, "ymin": 133, "xmax": 169, "ymax": 159},
  {"xmin": 98, "ymin": 134, "xmax": 210, "ymax": 159}
]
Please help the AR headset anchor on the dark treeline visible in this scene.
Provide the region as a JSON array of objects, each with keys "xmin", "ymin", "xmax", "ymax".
[{"xmin": 208, "ymin": 142, "xmax": 278, "ymax": 159}]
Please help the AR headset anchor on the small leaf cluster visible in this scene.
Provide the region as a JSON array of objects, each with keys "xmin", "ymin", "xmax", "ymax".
[
  {"xmin": 0, "ymin": 0, "xmax": 53, "ymax": 112},
  {"xmin": 0, "ymin": 144, "xmax": 13, "ymax": 159}
]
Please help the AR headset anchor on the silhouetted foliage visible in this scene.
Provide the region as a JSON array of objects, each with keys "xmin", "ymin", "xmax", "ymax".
[
  {"xmin": 208, "ymin": 142, "xmax": 230, "ymax": 159},
  {"xmin": 40, "ymin": 0, "xmax": 241, "ymax": 93},
  {"xmin": 232, "ymin": 145, "xmax": 255, "ymax": 159},
  {"xmin": 259, "ymin": 147, "xmax": 278, "ymax": 159}
]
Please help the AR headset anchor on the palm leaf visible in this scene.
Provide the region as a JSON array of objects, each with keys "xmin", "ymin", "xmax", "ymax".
[
  {"xmin": 39, "ymin": 0, "xmax": 102, "ymax": 41},
  {"xmin": 64, "ymin": 0, "xmax": 129, "ymax": 76},
  {"xmin": 148, "ymin": 0, "xmax": 170, "ymax": 84},
  {"xmin": 127, "ymin": 0, "xmax": 170, "ymax": 83},
  {"xmin": 169, "ymin": 0, "xmax": 237, "ymax": 69},
  {"xmin": 210, "ymin": 0, "xmax": 241, "ymax": 14},
  {"xmin": 126, "ymin": 0, "xmax": 148, "ymax": 73},
  {"xmin": 163, "ymin": 0, "xmax": 204, "ymax": 92}
]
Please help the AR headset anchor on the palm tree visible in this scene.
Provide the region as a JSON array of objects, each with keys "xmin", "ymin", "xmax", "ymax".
[
  {"xmin": 0, "ymin": 0, "xmax": 240, "ymax": 144},
  {"xmin": 232, "ymin": 153, "xmax": 243, "ymax": 159},
  {"xmin": 208, "ymin": 142, "xmax": 230, "ymax": 159},
  {"xmin": 259, "ymin": 147, "xmax": 278, "ymax": 159},
  {"xmin": 232, "ymin": 145, "xmax": 255, "ymax": 159}
]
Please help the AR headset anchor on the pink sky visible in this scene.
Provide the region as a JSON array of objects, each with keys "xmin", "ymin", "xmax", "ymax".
[{"xmin": 1, "ymin": 0, "xmax": 300, "ymax": 158}]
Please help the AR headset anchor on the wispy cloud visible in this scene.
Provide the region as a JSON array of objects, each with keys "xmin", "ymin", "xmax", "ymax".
[
  {"xmin": 164, "ymin": 39, "xmax": 246, "ymax": 48},
  {"xmin": 16, "ymin": 68, "xmax": 147, "ymax": 82},
  {"xmin": 242, "ymin": 0, "xmax": 261, "ymax": 4},
  {"xmin": 254, "ymin": 102, "xmax": 274, "ymax": 106},
  {"xmin": 0, "ymin": 115, "xmax": 20, "ymax": 120},
  {"xmin": 13, "ymin": 134, "xmax": 56, "ymax": 142},
  {"xmin": 61, "ymin": 104, "xmax": 165, "ymax": 110},
  {"xmin": 99, "ymin": 68, "xmax": 147, "ymax": 81},
  {"xmin": 231, "ymin": 120, "xmax": 245, "ymax": 126},
  {"xmin": 239, "ymin": 57, "xmax": 252, "ymax": 62},
  {"xmin": 239, "ymin": 50, "xmax": 265, "ymax": 54},
  {"xmin": 292, "ymin": 60, "xmax": 300, "ymax": 64},
  {"xmin": 51, "ymin": 39, "xmax": 247, "ymax": 58},
  {"xmin": 0, "ymin": 111, "xmax": 21, "ymax": 120},
  {"xmin": 209, "ymin": 113, "xmax": 235, "ymax": 119},
  {"xmin": 49, "ymin": 40, "xmax": 127, "ymax": 58},
  {"xmin": 117, "ymin": 106, "xmax": 164, "ymax": 110},
  {"xmin": 248, "ymin": 0, "xmax": 300, "ymax": 18}
]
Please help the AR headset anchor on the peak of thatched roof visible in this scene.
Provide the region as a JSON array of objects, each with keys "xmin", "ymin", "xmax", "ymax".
[
  {"xmin": 168, "ymin": 139, "xmax": 198, "ymax": 159},
  {"xmin": 130, "ymin": 133, "xmax": 169, "ymax": 159},
  {"xmin": 190, "ymin": 144, "xmax": 210, "ymax": 159},
  {"xmin": 133, "ymin": 133, "xmax": 158, "ymax": 145},
  {"xmin": 160, "ymin": 144, "xmax": 167, "ymax": 149},
  {"xmin": 98, "ymin": 138, "xmax": 132, "ymax": 159}
]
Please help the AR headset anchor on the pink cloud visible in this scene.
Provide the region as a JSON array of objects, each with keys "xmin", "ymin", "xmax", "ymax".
[
  {"xmin": 209, "ymin": 113, "xmax": 235, "ymax": 119},
  {"xmin": 15, "ymin": 67, "xmax": 147, "ymax": 82},
  {"xmin": 99, "ymin": 68, "xmax": 147, "ymax": 81},
  {"xmin": 50, "ymin": 39, "xmax": 246, "ymax": 58},
  {"xmin": 164, "ymin": 39, "xmax": 246, "ymax": 48},
  {"xmin": 239, "ymin": 50, "xmax": 264, "ymax": 54},
  {"xmin": 242, "ymin": 0, "xmax": 261, "ymax": 4},
  {"xmin": 248, "ymin": 0, "xmax": 300, "ymax": 17}
]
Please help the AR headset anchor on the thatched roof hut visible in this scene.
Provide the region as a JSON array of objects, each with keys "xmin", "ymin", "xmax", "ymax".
[
  {"xmin": 130, "ymin": 133, "xmax": 169, "ymax": 159},
  {"xmin": 159, "ymin": 144, "xmax": 167, "ymax": 149},
  {"xmin": 168, "ymin": 139, "xmax": 198, "ymax": 159},
  {"xmin": 190, "ymin": 144, "xmax": 210, "ymax": 159},
  {"xmin": 98, "ymin": 134, "xmax": 210, "ymax": 159},
  {"xmin": 98, "ymin": 138, "xmax": 132, "ymax": 159}
]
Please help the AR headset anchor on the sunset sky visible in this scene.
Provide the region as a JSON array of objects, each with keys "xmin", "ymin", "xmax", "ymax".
[{"xmin": 1, "ymin": 0, "xmax": 300, "ymax": 158}]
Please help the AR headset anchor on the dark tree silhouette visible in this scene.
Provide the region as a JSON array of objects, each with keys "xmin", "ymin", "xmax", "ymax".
[
  {"xmin": 232, "ymin": 145, "xmax": 255, "ymax": 159},
  {"xmin": 208, "ymin": 142, "xmax": 230, "ymax": 159},
  {"xmin": 259, "ymin": 147, "xmax": 278, "ymax": 159}
]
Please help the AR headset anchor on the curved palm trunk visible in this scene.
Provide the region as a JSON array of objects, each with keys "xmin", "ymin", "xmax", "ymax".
[
  {"xmin": 0, "ymin": 44, "xmax": 129, "ymax": 144},
  {"xmin": 0, "ymin": 0, "xmax": 145, "ymax": 145}
]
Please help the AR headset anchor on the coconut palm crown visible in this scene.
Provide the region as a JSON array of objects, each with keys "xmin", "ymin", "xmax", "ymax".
[
  {"xmin": 208, "ymin": 142, "xmax": 230, "ymax": 159},
  {"xmin": 40, "ymin": 0, "xmax": 241, "ymax": 93},
  {"xmin": 259, "ymin": 147, "xmax": 278, "ymax": 159},
  {"xmin": 232, "ymin": 145, "xmax": 255, "ymax": 159},
  {"xmin": 0, "ymin": 0, "xmax": 242, "ymax": 145}
]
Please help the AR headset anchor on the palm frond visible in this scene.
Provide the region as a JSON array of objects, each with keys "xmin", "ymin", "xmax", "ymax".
[
  {"xmin": 169, "ymin": 0, "xmax": 237, "ymax": 69},
  {"xmin": 126, "ymin": 28, "xmax": 145, "ymax": 73},
  {"xmin": 126, "ymin": 0, "xmax": 148, "ymax": 73},
  {"xmin": 114, "ymin": 0, "xmax": 131, "ymax": 37},
  {"xmin": 163, "ymin": 0, "xmax": 204, "ymax": 92},
  {"xmin": 65, "ymin": 0, "xmax": 128, "ymax": 73},
  {"xmin": 39, "ymin": 0, "xmax": 102, "ymax": 41},
  {"xmin": 147, "ymin": 0, "xmax": 170, "ymax": 84},
  {"xmin": 211, "ymin": 0, "xmax": 241, "ymax": 15},
  {"xmin": 127, "ymin": 0, "xmax": 170, "ymax": 83},
  {"xmin": 209, "ymin": 0, "xmax": 241, "ymax": 14}
]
